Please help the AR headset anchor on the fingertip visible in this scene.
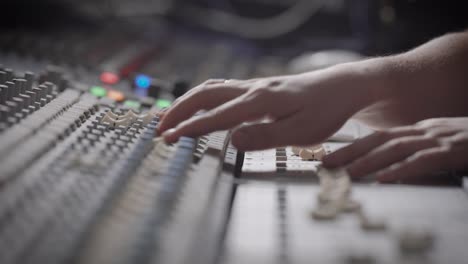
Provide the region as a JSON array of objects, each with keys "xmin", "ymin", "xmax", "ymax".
[
  {"xmin": 322, "ymin": 150, "xmax": 351, "ymax": 169},
  {"xmin": 157, "ymin": 109, "xmax": 176, "ymax": 134},
  {"xmin": 375, "ymin": 171, "xmax": 395, "ymax": 183},
  {"xmin": 156, "ymin": 107, "xmax": 168, "ymax": 117},
  {"xmin": 231, "ymin": 129, "xmax": 250, "ymax": 151},
  {"xmin": 156, "ymin": 126, "xmax": 170, "ymax": 137},
  {"xmin": 156, "ymin": 97, "xmax": 192, "ymax": 134},
  {"xmin": 345, "ymin": 165, "xmax": 363, "ymax": 179},
  {"xmin": 157, "ymin": 123, "xmax": 168, "ymax": 135},
  {"xmin": 321, "ymin": 154, "xmax": 339, "ymax": 168},
  {"xmin": 162, "ymin": 128, "xmax": 178, "ymax": 143},
  {"xmin": 231, "ymin": 125, "xmax": 271, "ymax": 151},
  {"xmin": 155, "ymin": 124, "xmax": 161, "ymax": 134}
]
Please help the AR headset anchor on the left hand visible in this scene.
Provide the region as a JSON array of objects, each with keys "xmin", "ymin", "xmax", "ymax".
[{"xmin": 322, "ymin": 117, "xmax": 468, "ymax": 182}]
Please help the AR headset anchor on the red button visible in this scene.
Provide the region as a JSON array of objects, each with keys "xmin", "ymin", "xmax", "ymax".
[{"xmin": 100, "ymin": 72, "xmax": 120, "ymax": 85}]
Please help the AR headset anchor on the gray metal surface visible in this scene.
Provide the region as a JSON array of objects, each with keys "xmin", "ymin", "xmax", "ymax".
[{"xmin": 222, "ymin": 181, "xmax": 468, "ymax": 264}]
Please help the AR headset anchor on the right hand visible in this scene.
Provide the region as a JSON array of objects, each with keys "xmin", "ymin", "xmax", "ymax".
[
  {"xmin": 323, "ymin": 117, "xmax": 468, "ymax": 182},
  {"xmin": 157, "ymin": 63, "xmax": 378, "ymax": 151}
]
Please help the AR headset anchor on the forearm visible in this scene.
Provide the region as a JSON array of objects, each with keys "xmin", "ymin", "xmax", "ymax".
[
  {"xmin": 296, "ymin": 56, "xmax": 393, "ymax": 116},
  {"xmin": 383, "ymin": 31, "xmax": 468, "ymax": 120},
  {"xmin": 328, "ymin": 30, "xmax": 468, "ymax": 129}
]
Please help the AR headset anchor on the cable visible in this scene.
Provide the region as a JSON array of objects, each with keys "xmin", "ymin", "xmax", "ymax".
[
  {"xmin": 175, "ymin": 0, "xmax": 325, "ymax": 39},
  {"xmin": 78, "ymin": 0, "xmax": 323, "ymax": 39}
]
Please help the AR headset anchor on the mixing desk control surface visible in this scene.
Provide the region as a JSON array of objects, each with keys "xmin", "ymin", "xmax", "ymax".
[
  {"xmin": 0, "ymin": 65, "xmax": 238, "ymax": 264},
  {"xmin": 0, "ymin": 27, "xmax": 467, "ymax": 264}
]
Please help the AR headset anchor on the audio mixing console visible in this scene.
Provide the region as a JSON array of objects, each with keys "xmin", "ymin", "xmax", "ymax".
[{"xmin": 1, "ymin": 24, "xmax": 468, "ymax": 264}]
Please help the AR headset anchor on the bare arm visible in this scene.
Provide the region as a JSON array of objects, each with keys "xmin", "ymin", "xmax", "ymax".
[
  {"xmin": 323, "ymin": 31, "xmax": 468, "ymax": 181},
  {"xmin": 158, "ymin": 31, "xmax": 468, "ymax": 153},
  {"xmin": 355, "ymin": 30, "xmax": 468, "ymax": 128}
]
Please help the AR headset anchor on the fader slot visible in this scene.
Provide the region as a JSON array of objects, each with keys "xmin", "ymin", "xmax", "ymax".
[
  {"xmin": 18, "ymin": 117, "xmax": 158, "ymax": 264},
  {"xmin": 0, "ymin": 96, "xmax": 97, "ymax": 182}
]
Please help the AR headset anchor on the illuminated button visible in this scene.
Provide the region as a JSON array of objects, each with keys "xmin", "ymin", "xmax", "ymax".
[
  {"xmin": 124, "ymin": 100, "xmax": 141, "ymax": 109},
  {"xmin": 155, "ymin": 99, "xmax": 171, "ymax": 109},
  {"xmin": 100, "ymin": 72, "xmax": 120, "ymax": 85},
  {"xmin": 107, "ymin": 90, "xmax": 125, "ymax": 102},
  {"xmin": 90, "ymin": 86, "xmax": 107, "ymax": 97},
  {"xmin": 135, "ymin": 74, "xmax": 151, "ymax": 89}
]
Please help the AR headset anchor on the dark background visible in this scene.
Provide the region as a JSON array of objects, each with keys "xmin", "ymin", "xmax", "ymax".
[{"xmin": 1, "ymin": 0, "xmax": 467, "ymax": 55}]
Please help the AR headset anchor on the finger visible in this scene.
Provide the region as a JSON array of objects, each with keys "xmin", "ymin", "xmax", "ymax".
[
  {"xmin": 158, "ymin": 85, "xmax": 246, "ymax": 133},
  {"xmin": 346, "ymin": 135, "xmax": 440, "ymax": 178},
  {"xmin": 162, "ymin": 90, "xmax": 293, "ymax": 143},
  {"xmin": 231, "ymin": 115, "xmax": 304, "ymax": 151},
  {"xmin": 157, "ymin": 79, "xmax": 245, "ymax": 120},
  {"xmin": 156, "ymin": 107, "xmax": 169, "ymax": 118},
  {"xmin": 425, "ymin": 127, "xmax": 460, "ymax": 138},
  {"xmin": 162, "ymin": 94, "xmax": 268, "ymax": 143},
  {"xmin": 322, "ymin": 126, "xmax": 423, "ymax": 168},
  {"xmin": 446, "ymin": 132, "xmax": 468, "ymax": 145},
  {"xmin": 376, "ymin": 147, "xmax": 449, "ymax": 182},
  {"xmin": 439, "ymin": 133, "xmax": 468, "ymax": 169}
]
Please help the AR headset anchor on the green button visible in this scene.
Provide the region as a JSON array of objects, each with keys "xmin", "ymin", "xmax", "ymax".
[
  {"xmin": 90, "ymin": 86, "xmax": 107, "ymax": 97},
  {"xmin": 124, "ymin": 100, "xmax": 141, "ymax": 109},
  {"xmin": 155, "ymin": 99, "xmax": 171, "ymax": 109}
]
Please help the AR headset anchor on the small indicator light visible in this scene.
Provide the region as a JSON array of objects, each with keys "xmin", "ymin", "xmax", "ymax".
[
  {"xmin": 107, "ymin": 90, "xmax": 125, "ymax": 102},
  {"xmin": 135, "ymin": 74, "xmax": 151, "ymax": 89},
  {"xmin": 155, "ymin": 99, "xmax": 171, "ymax": 109},
  {"xmin": 100, "ymin": 72, "xmax": 120, "ymax": 85},
  {"xmin": 90, "ymin": 86, "xmax": 107, "ymax": 97}
]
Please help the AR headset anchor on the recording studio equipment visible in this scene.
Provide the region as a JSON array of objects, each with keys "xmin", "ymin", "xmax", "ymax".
[
  {"xmin": 1, "ymin": 1, "xmax": 468, "ymax": 264},
  {"xmin": 0, "ymin": 22, "xmax": 285, "ymax": 264}
]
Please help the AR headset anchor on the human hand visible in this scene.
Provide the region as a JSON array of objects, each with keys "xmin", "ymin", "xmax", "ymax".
[
  {"xmin": 322, "ymin": 117, "xmax": 468, "ymax": 182},
  {"xmin": 158, "ymin": 63, "xmax": 377, "ymax": 151}
]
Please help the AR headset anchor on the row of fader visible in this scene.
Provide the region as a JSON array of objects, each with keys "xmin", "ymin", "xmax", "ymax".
[{"xmin": 100, "ymin": 108, "xmax": 158, "ymax": 129}]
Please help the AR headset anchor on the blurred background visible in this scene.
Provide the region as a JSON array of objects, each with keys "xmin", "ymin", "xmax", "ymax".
[
  {"xmin": 0, "ymin": 3, "xmax": 467, "ymax": 263},
  {"xmin": 2, "ymin": 0, "xmax": 467, "ymax": 52}
]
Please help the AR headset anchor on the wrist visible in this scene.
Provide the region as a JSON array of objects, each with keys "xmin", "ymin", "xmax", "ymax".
[
  {"xmin": 296, "ymin": 56, "xmax": 399, "ymax": 115},
  {"xmin": 322, "ymin": 57, "xmax": 396, "ymax": 114},
  {"xmin": 350, "ymin": 56, "xmax": 398, "ymax": 105}
]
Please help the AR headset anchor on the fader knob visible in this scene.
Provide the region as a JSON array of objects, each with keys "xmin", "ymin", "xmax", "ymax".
[
  {"xmin": 24, "ymin": 72, "xmax": 35, "ymax": 91},
  {"xmin": 4, "ymin": 68, "xmax": 13, "ymax": 82},
  {"xmin": 14, "ymin": 79, "xmax": 26, "ymax": 94},
  {"xmin": 0, "ymin": 84, "xmax": 7, "ymax": 103},
  {"xmin": 47, "ymin": 65, "xmax": 64, "ymax": 82},
  {"xmin": 0, "ymin": 71, "xmax": 6, "ymax": 84},
  {"xmin": 5, "ymin": 81, "xmax": 15, "ymax": 99}
]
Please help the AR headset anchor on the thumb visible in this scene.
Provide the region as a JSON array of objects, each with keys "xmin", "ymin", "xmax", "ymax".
[{"xmin": 231, "ymin": 119, "xmax": 299, "ymax": 151}]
